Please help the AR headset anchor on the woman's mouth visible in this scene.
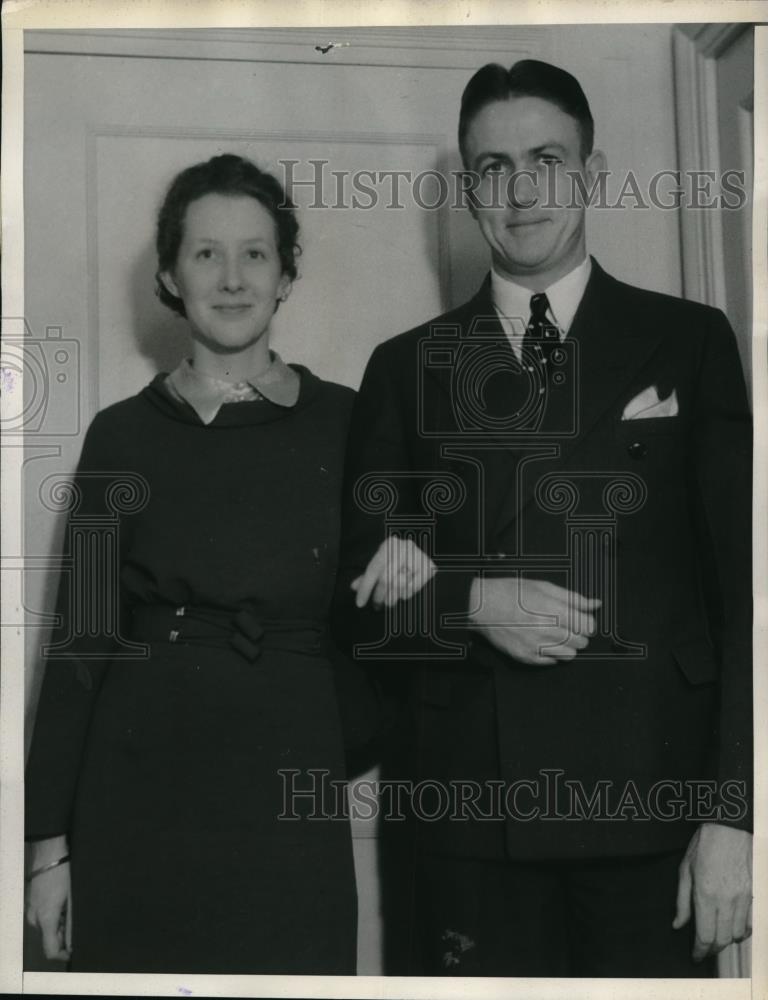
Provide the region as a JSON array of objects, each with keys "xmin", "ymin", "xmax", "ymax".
[{"xmin": 213, "ymin": 304, "xmax": 252, "ymax": 315}]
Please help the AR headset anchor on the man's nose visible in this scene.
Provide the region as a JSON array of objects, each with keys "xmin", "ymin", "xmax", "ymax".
[{"xmin": 506, "ymin": 169, "xmax": 539, "ymax": 209}]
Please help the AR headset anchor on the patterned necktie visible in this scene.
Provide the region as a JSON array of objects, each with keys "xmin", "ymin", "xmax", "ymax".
[{"xmin": 522, "ymin": 292, "xmax": 560, "ymax": 385}]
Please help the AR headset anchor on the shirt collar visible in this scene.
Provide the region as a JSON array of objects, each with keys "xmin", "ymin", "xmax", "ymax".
[
  {"xmin": 165, "ymin": 352, "xmax": 300, "ymax": 425},
  {"xmin": 491, "ymin": 256, "xmax": 592, "ymax": 335}
]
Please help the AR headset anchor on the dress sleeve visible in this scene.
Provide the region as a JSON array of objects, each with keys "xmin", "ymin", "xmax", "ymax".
[{"xmin": 25, "ymin": 412, "xmax": 135, "ymax": 840}]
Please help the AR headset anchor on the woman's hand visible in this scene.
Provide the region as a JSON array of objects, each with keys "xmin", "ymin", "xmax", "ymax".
[
  {"xmin": 351, "ymin": 537, "xmax": 437, "ymax": 609},
  {"xmin": 25, "ymin": 836, "xmax": 72, "ymax": 961}
]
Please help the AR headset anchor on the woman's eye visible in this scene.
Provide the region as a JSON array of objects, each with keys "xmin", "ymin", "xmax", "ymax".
[
  {"xmin": 538, "ymin": 155, "xmax": 563, "ymax": 165},
  {"xmin": 196, "ymin": 248, "xmax": 214, "ymax": 260},
  {"xmin": 247, "ymin": 250, "xmax": 264, "ymax": 260}
]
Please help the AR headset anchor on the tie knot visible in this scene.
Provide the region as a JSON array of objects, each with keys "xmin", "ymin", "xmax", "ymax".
[{"xmin": 530, "ymin": 292, "xmax": 550, "ymax": 321}]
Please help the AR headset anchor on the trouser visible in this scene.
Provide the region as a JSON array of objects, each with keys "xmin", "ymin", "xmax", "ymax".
[{"xmin": 409, "ymin": 848, "xmax": 717, "ymax": 977}]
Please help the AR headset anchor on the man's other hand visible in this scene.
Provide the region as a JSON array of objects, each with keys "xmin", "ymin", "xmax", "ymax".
[
  {"xmin": 468, "ymin": 576, "xmax": 600, "ymax": 665},
  {"xmin": 673, "ymin": 823, "xmax": 753, "ymax": 960}
]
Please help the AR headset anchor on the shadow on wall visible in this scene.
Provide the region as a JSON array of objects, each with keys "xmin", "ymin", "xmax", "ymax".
[
  {"xmin": 130, "ymin": 241, "xmax": 189, "ymax": 373},
  {"xmin": 433, "ymin": 146, "xmax": 491, "ymax": 314}
]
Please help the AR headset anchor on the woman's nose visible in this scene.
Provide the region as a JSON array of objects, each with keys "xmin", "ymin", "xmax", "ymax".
[{"xmin": 219, "ymin": 255, "xmax": 244, "ymax": 291}]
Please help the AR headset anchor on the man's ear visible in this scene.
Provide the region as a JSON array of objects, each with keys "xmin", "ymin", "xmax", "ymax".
[
  {"xmin": 584, "ymin": 148, "xmax": 607, "ymax": 187},
  {"xmin": 159, "ymin": 270, "xmax": 180, "ymax": 299}
]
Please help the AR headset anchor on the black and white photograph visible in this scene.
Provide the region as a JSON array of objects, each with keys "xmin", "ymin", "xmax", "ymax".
[{"xmin": 1, "ymin": 1, "xmax": 765, "ymax": 996}]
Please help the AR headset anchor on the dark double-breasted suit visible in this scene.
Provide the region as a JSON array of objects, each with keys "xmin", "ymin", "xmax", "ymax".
[{"xmin": 333, "ymin": 258, "xmax": 752, "ymax": 868}]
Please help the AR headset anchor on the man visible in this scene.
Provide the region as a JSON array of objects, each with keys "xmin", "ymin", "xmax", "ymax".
[{"xmin": 333, "ymin": 60, "xmax": 752, "ymax": 977}]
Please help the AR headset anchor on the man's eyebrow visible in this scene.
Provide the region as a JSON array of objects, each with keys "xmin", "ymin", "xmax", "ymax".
[
  {"xmin": 530, "ymin": 142, "xmax": 568, "ymax": 154},
  {"xmin": 472, "ymin": 142, "xmax": 568, "ymax": 167},
  {"xmin": 472, "ymin": 151, "xmax": 512, "ymax": 166}
]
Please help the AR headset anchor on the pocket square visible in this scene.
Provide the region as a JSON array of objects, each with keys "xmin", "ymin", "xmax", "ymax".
[{"xmin": 622, "ymin": 385, "xmax": 678, "ymax": 420}]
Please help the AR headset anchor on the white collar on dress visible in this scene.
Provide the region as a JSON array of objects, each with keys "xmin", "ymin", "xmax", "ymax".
[{"xmin": 165, "ymin": 352, "xmax": 299, "ymax": 424}]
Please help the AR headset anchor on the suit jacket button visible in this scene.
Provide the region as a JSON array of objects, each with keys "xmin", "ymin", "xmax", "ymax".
[{"xmin": 628, "ymin": 441, "xmax": 647, "ymax": 459}]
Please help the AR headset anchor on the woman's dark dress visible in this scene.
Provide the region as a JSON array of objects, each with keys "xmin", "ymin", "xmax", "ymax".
[{"xmin": 25, "ymin": 367, "xmax": 358, "ymax": 974}]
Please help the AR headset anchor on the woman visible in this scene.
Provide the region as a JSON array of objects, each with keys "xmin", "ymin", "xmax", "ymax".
[{"xmin": 24, "ymin": 154, "xmax": 366, "ymax": 974}]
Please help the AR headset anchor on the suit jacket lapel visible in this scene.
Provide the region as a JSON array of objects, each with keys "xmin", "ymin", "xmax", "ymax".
[
  {"xmin": 489, "ymin": 258, "xmax": 667, "ymax": 539},
  {"xmin": 551, "ymin": 257, "xmax": 667, "ymax": 467},
  {"xmin": 421, "ymin": 261, "xmax": 668, "ymax": 549}
]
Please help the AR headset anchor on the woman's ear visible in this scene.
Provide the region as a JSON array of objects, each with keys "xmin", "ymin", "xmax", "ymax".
[
  {"xmin": 277, "ymin": 274, "xmax": 293, "ymax": 303},
  {"xmin": 159, "ymin": 270, "xmax": 181, "ymax": 299}
]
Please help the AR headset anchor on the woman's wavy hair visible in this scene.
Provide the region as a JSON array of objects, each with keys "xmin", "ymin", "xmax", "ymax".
[{"xmin": 155, "ymin": 154, "xmax": 301, "ymax": 317}]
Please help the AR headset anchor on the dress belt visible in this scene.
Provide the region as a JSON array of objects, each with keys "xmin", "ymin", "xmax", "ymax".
[{"xmin": 129, "ymin": 605, "xmax": 325, "ymax": 663}]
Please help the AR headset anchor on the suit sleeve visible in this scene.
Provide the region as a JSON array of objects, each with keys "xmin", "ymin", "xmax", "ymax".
[
  {"xmin": 691, "ymin": 311, "xmax": 753, "ymax": 831},
  {"xmin": 25, "ymin": 412, "xmax": 130, "ymax": 841},
  {"xmin": 331, "ymin": 342, "xmax": 476, "ymax": 661}
]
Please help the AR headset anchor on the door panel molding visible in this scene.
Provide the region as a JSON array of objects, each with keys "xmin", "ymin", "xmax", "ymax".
[
  {"xmin": 672, "ymin": 22, "xmax": 750, "ymax": 309},
  {"xmin": 673, "ymin": 24, "xmax": 754, "ymax": 978}
]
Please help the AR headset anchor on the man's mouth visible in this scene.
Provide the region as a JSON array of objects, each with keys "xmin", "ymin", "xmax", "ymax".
[{"xmin": 506, "ymin": 218, "xmax": 550, "ymax": 230}]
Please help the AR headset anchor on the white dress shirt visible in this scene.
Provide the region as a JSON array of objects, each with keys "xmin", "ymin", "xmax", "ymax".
[{"xmin": 491, "ymin": 256, "xmax": 592, "ymax": 359}]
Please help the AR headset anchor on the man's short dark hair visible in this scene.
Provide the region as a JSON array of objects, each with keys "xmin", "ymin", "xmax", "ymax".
[{"xmin": 458, "ymin": 59, "xmax": 595, "ymax": 164}]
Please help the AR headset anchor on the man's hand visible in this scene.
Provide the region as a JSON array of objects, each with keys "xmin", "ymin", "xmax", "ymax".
[
  {"xmin": 467, "ymin": 576, "xmax": 600, "ymax": 665},
  {"xmin": 352, "ymin": 537, "xmax": 437, "ymax": 609},
  {"xmin": 673, "ymin": 823, "xmax": 752, "ymax": 960}
]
